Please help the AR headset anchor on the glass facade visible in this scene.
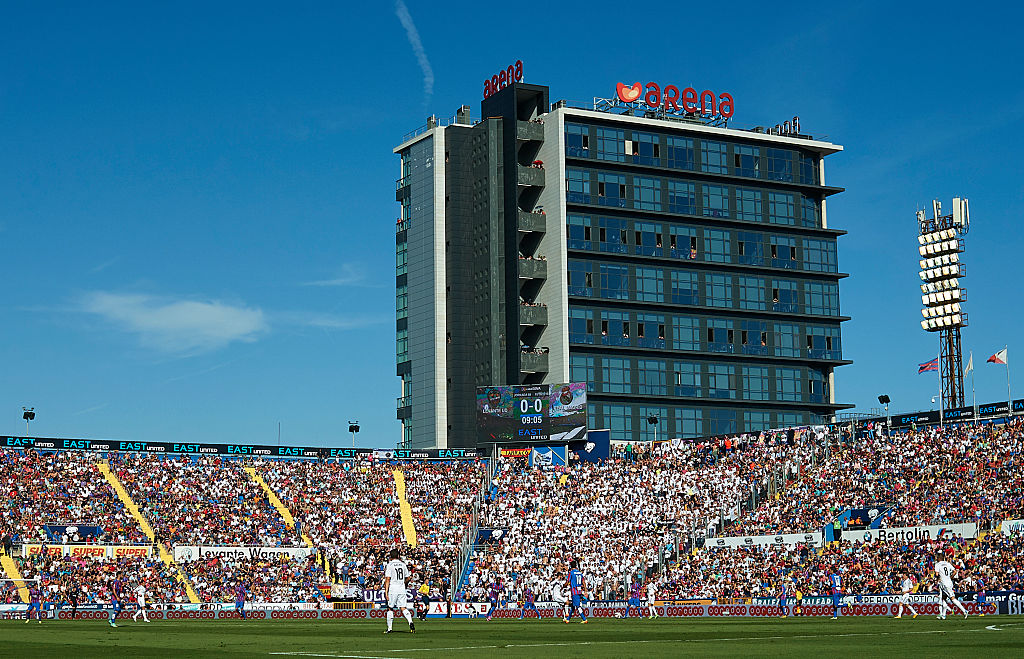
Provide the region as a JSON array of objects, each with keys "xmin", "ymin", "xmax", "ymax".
[{"xmin": 564, "ymin": 117, "xmax": 843, "ymax": 441}]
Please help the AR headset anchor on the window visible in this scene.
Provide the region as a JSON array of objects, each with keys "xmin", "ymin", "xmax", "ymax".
[
  {"xmin": 808, "ymin": 369, "xmax": 828, "ymax": 403},
  {"xmin": 674, "ymin": 363, "xmax": 701, "ymax": 398},
  {"xmin": 806, "ymin": 325, "xmax": 841, "ymax": 360},
  {"xmin": 740, "ymin": 319, "xmax": 768, "ymax": 356},
  {"xmin": 596, "ymin": 127, "xmax": 626, "ymax": 162},
  {"xmin": 638, "ymin": 406, "xmax": 668, "ymax": 439},
  {"xmin": 568, "ymin": 308, "xmax": 595, "ymax": 345},
  {"xmin": 666, "ymin": 136, "xmax": 695, "ymax": 170},
  {"xmin": 599, "ymin": 263, "xmax": 629, "ymax": 300},
  {"xmin": 671, "ymin": 316, "xmax": 700, "ymax": 351},
  {"xmin": 600, "ymin": 310, "xmax": 630, "ymax": 346},
  {"xmin": 744, "ymin": 410, "xmax": 771, "ymax": 433},
  {"xmin": 601, "ymin": 359, "xmax": 631, "ymax": 394},
  {"xmin": 635, "ymin": 266, "xmax": 664, "ymax": 302},
  {"xmin": 701, "ymin": 140, "xmax": 728, "ymax": 174},
  {"xmin": 704, "ymin": 229, "xmax": 731, "ymax": 263},
  {"xmin": 670, "ymin": 270, "xmax": 700, "ymax": 305},
  {"xmin": 778, "ymin": 411, "xmax": 807, "ymax": 428},
  {"xmin": 637, "ymin": 359, "xmax": 667, "ymax": 395},
  {"xmin": 570, "ymin": 354, "xmax": 596, "ymax": 391},
  {"xmin": 634, "ymin": 221, "xmax": 663, "ymax": 257},
  {"xmin": 396, "ymin": 240, "xmax": 408, "ymax": 276},
  {"xmin": 702, "ymin": 184, "xmax": 729, "ymax": 219},
  {"xmin": 667, "ymin": 180, "xmax": 696, "ymax": 215},
  {"xmin": 742, "ymin": 366, "xmax": 770, "ymax": 401},
  {"xmin": 801, "ymin": 197, "xmax": 821, "ymax": 228},
  {"xmin": 706, "ymin": 273, "xmax": 733, "ymax": 308},
  {"xmin": 772, "ymin": 279, "xmax": 799, "ymax": 313},
  {"xmin": 776, "ymin": 367, "xmax": 802, "ymax": 402},
  {"xmin": 597, "ymin": 172, "xmax": 627, "ymax": 208},
  {"xmin": 566, "ymin": 169, "xmax": 591, "ymax": 204},
  {"xmin": 768, "ymin": 192, "xmax": 796, "ymax": 225},
  {"xmin": 736, "ymin": 188, "xmax": 763, "ymax": 222},
  {"xmin": 707, "ymin": 409, "xmax": 737, "ymax": 435},
  {"xmin": 764, "ymin": 148, "xmax": 794, "ymax": 182},
  {"xmin": 706, "ymin": 364, "xmax": 735, "ymax": 399},
  {"xmin": 736, "ymin": 230, "xmax": 764, "ymax": 266},
  {"xmin": 396, "ymin": 284, "xmax": 408, "ymax": 320},
  {"xmin": 797, "ymin": 153, "xmax": 818, "ymax": 185},
  {"xmin": 634, "ymin": 176, "xmax": 662, "ymax": 211},
  {"xmin": 770, "ymin": 235, "xmax": 797, "ymax": 268},
  {"xmin": 602, "ymin": 404, "xmax": 632, "ymax": 441},
  {"xmin": 805, "ymin": 282, "xmax": 839, "ymax": 316},
  {"xmin": 669, "ymin": 225, "xmax": 698, "ymax": 260},
  {"xmin": 396, "ymin": 328, "xmax": 408, "ymax": 363},
  {"xmin": 734, "ymin": 145, "xmax": 760, "ymax": 178},
  {"xmin": 637, "ymin": 313, "xmax": 666, "ymax": 348},
  {"xmin": 803, "ymin": 238, "xmax": 838, "ymax": 272},
  {"xmin": 567, "ymin": 260, "xmax": 593, "ymax": 296},
  {"xmin": 774, "ymin": 323, "xmax": 800, "ymax": 358},
  {"xmin": 674, "ymin": 407, "xmax": 702, "ymax": 438},
  {"xmin": 633, "ymin": 132, "xmax": 661, "ymax": 166},
  {"xmin": 597, "ymin": 216, "xmax": 628, "ymax": 253},
  {"xmin": 707, "ymin": 318, "xmax": 734, "ymax": 353},
  {"xmin": 565, "ymin": 123, "xmax": 590, "ymax": 157},
  {"xmin": 567, "ymin": 214, "xmax": 593, "ymax": 250},
  {"xmin": 738, "ymin": 276, "xmax": 766, "ymax": 311}
]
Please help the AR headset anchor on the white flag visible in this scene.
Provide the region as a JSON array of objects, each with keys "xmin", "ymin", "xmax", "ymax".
[{"xmin": 964, "ymin": 353, "xmax": 973, "ymax": 377}]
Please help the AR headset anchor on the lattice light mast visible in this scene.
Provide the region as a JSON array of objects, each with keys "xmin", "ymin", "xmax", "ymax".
[{"xmin": 917, "ymin": 198, "xmax": 970, "ymax": 409}]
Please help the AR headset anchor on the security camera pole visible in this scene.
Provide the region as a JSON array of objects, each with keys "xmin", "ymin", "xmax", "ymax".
[{"xmin": 22, "ymin": 407, "xmax": 35, "ymax": 435}]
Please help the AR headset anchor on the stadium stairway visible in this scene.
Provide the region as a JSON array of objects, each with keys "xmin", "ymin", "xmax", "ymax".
[
  {"xmin": 96, "ymin": 460, "xmax": 200, "ymax": 604},
  {"xmin": 243, "ymin": 467, "xmax": 315, "ymax": 548},
  {"xmin": 0, "ymin": 553, "xmax": 29, "ymax": 603},
  {"xmin": 391, "ymin": 469, "xmax": 418, "ymax": 548}
]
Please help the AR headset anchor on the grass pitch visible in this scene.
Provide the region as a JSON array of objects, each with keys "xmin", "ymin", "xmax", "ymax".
[{"xmin": 2, "ymin": 616, "xmax": 1023, "ymax": 658}]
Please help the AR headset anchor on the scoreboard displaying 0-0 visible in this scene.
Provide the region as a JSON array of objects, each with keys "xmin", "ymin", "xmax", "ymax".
[{"xmin": 476, "ymin": 383, "xmax": 587, "ymax": 444}]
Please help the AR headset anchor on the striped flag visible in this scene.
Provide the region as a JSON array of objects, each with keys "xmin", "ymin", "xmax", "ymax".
[
  {"xmin": 987, "ymin": 348, "xmax": 1008, "ymax": 365},
  {"xmin": 918, "ymin": 357, "xmax": 939, "ymax": 374}
]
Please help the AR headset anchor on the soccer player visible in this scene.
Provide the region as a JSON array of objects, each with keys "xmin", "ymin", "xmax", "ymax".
[
  {"xmin": 894, "ymin": 573, "xmax": 919, "ymax": 619},
  {"xmin": 646, "ymin": 580, "xmax": 659, "ymax": 619},
  {"xmin": 25, "ymin": 584, "xmax": 43, "ymax": 624},
  {"xmin": 485, "ymin": 580, "xmax": 500, "ymax": 621},
  {"xmin": 934, "ymin": 559, "xmax": 969, "ymax": 620},
  {"xmin": 66, "ymin": 579, "xmax": 79, "ymax": 620},
  {"xmin": 108, "ymin": 578, "xmax": 123, "ymax": 628},
  {"xmin": 565, "ymin": 561, "xmax": 588, "ymax": 624},
  {"xmin": 976, "ymin": 578, "xmax": 995, "ymax": 617},
  {"xmin": 828, "ymin": 573, "xmax": 845, "ymax": 620},
  {"xmin": 383, "ymin": 548, "xmax": 415, "ymax": 634},
  {"xmin": 551, "ymin": 581, "xmax": 569, "ymax": 620},
  {"xmin": 794, "ymin": 586, "xmax": 803, "ymax": 616},
  {"xmin": 778, "ymin": 582, "xmax": 789, "ymax": 617},
  {"xmin": 520, "ymin": 586, "xmax": 538, "ymax": 620},
  {"xmin": 626, "ymin": 580, "xmax": 642, "ymax": 618},
  {"xmin": 234, "ymin": 583, "xmax": 248, "ymax": 620},
  {"xmin": 132, "ymin": 582, "xmax": 150, "ymax": 623}
]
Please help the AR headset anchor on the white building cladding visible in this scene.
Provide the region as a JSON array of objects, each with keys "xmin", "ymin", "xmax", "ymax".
[{"xmin": 396, "ymin": 84, "xmax": 849, "ymax": 449}]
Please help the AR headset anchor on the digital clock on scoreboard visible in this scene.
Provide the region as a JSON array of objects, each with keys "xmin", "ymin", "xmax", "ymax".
[{"xmin": 476, "ymin": 383, "xmax": 587, "ymax": 444}]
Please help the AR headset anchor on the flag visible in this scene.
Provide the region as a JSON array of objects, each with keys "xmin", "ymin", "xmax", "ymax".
[
  {"xmin": 964, "ymin": 353, "xmax": 974, "ymax": 377},
  {"xmin": 987, "ymin": 348, "xmax": 1008, "ymax": 365},
  {"xmin": 918, "ymin": 357, "xmax": 939, "ymax": 374}
]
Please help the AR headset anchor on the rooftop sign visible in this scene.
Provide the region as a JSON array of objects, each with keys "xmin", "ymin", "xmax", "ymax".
[
  {"xmin": 484, "ymin": 60, "xmax": 523, "ymax": 99},
  {"xmin": 614, "ymin": 81, "xmax": 734, "ymax": 119}
]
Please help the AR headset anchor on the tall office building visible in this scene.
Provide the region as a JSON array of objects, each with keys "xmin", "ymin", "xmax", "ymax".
[{"xmin": 395, "ymin": 79, "xmax": 848, "ymax": 449}]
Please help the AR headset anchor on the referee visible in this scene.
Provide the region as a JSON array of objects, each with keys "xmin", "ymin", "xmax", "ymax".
[{"xmin": 418, "ymin": 582, "xmax": 431, "ymax": 621}]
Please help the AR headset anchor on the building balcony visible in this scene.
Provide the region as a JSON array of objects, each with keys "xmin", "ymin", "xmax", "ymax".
[
  {"xmin": 518, "ymin": 210, "xmax": 547, "ymax": 233},
  {"xmin": 517, "ymin": 165, "xmax": 545, "ymax": 187},
  {"xmin": 396, "ymin": 396, "xmax": 411, "ymax": 420},
  {"xmin": 519, "ymin": 304, "xmax": 548, "ymax": 326},
  {"xmin": 396, "ymin": 219, "xmax": 410, "ymax": 233},
  {"xmin": 518, "ymin": 257, "xmax": 547, "ymax": 280},
  {"xmin": 516, "ymin": 120, "xmax": 545, "ymax": 142},
  {"xmin": 520, "ymin": 349, "xmax": 549, "ymax": 373}
]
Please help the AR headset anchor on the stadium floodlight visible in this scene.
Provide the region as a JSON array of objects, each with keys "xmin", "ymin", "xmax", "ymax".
[
  {"xmin": 22, "ymin": 407, "xmax": 34, "ymax": 434},
  {"xmin": 348, "ymin": 421, "xmax": 360, "ymax": 448},
  {"xmin": 646, "ymin": 414, "xmax": 659, "ymax": 443},
  {"xmin": 877, "ymin": 395, "xmax": 891, "ymax": 426}
]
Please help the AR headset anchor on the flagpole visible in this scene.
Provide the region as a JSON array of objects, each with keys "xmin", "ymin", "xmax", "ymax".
[
  {"xmin": 1006, "ymin": 344, "xmax": 1012, "ymax": 417},
  {"xmin": 971, "ymin": 362, "xmax": 977, "ymax": 419},
  {"xmin": 938, "ymin": 356, "xmax": 944, "ymax": 429}
]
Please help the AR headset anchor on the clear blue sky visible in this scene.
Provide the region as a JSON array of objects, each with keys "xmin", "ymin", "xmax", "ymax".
[{"xmin": 2, "ymin": 1, "xmax": 1022, "ymax": 447}]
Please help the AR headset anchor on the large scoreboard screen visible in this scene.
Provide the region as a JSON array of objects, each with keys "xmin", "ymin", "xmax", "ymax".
[{"xmin": 476, "ymin": 383, "xmax": 587, "ymax": 444}]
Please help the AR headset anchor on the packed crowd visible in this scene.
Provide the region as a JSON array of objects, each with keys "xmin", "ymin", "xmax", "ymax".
[
  {"xmin": 0, "ymin": 449, "xmax": 148, "ymax": 545},
  {"xmin": 181, "ymin": 554, "xmax": 325, "ymax": 603},
  {"xmin": 110, "ymin": 454, "xmax": 303, "ymax": 547},
  {"xmin": 0, "ymin": 552, "xmax": 185, "ymax": 605}
]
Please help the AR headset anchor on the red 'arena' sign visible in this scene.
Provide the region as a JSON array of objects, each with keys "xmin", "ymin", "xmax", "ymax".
[
  {"xmin": 484, "ymin": 61, "xmax": 524, "ymax": 99},
  {"xmin": 615, "ymin": 81, "xmax": 734, "ymax": 119}
]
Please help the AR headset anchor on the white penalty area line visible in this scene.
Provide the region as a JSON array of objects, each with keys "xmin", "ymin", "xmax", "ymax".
[{"xmin": 270, "ymin": 623, "xmax": 1017, "ymax": 657}]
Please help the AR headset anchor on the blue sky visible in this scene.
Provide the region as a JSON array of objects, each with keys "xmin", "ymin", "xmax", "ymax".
[{"xmin": 2, "ymin": 1, "xmax": 1022, "ymax": 446}]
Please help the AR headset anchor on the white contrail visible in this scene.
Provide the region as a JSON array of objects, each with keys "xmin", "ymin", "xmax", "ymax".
[{"xmin": 394, "ymin": 0, "xmax": 434, "ymax": 105}]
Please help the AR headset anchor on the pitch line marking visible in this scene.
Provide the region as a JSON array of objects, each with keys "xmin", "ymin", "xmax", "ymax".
[{"xmin": 270, "ymin": 653, "xmax": 404, "ymax": 659}]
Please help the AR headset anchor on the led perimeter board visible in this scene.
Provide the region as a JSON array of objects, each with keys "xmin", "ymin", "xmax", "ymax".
[{"xmin": 476, "ymin": 383, "xmax": 587, "ymax": 444}]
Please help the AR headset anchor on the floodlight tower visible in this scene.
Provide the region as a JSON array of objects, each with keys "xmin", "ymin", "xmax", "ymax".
[{"xmin": 917, "ymin": 198, "xmax": 970, "ymax": 410}]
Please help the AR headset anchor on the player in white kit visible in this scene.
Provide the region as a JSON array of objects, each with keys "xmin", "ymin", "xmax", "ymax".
[
  {"xmin": 934, "ymin": 559, "xmax": 969, "ymax": 619},
  {"xmin": 646, "ymin": 581, "xmax": 659, "ymax": 619},
  {"xmin": 551, "ymin": 581, "xmax": 569, "ymax": 620},
  {"xmin": 893, "ymin": 573, "xmax": 918, "ymax": 619},
  {"xmin": 131, "ymin": 582, "xmax": 150, "ymax": 623},
  {"xmin": 383, "ymin": 548, "xmax": 415, "ymax": 634}
]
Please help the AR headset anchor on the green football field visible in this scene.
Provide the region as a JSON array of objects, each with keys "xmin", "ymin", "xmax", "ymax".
[{"xmin": 2, "ymin": 617, "xmax": 1023, "ymax": 658}]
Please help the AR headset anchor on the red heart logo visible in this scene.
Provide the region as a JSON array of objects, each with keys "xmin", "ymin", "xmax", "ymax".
[{"xmin": 616, "ymin": 82, "xmax": 642, "ymax": 103}]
